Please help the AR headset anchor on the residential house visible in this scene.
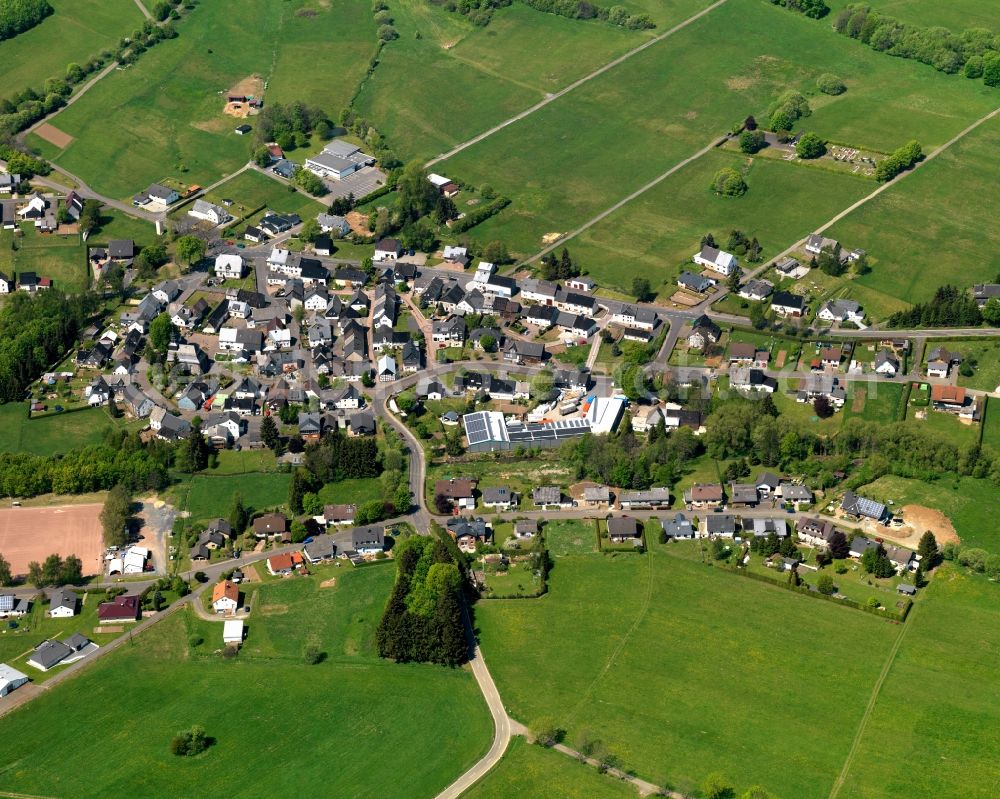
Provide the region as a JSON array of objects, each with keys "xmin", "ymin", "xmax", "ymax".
[
  {"xmin": 373, "ymin": 237, "xmax": 402, "ymax": 262},
  {"xmin": 481, "ymin": 486, "xmax": 516, "ymax": 511},
  {"xmin": 27, "ymin": 639, "xmax": 78, "ymax": 671},
  {"xmin": 503, "ymin": 338, "xmax": 545, "ymax": 365},
  {"xmin": 778, "ymin": 484, "xmax": 813, "ymax": 507},
  {"xmin": 514, "ymin": 519, "xmax": 538, "ymax": 539},
  {"xmin": 583, "ymin": 485, "xmax": 611, "ymax": 508},
  {"xmin": 931, "ymin": 385, "xmax": 979, "ymax": 421},
  {"xmin": 48, "ymin": 587, "xmax": 78, "ymax": 618},
  {"xmin": 565, "ymin": 276, "xmax": 595, "ymax": 292},
  {"xmin": 703, "ymin": 514, "xmax": 738, "ymax": 537},
  {"xmin": 841, "ymin": 491, "xmax": 889, "ymax": 523},
  {"xmin": 520, "ymin": 278, "xmax": 559, "ymax": 305},
  {"xmin": 0, "ymin": 595, "xmax": 30, "ymax": 618},
  {"xmin": 133, "ymin": 183, "xmax": 179, "ymax": 208},
  {"xmin": 303, "ymin": 534, "xmax": 337, "ymax": 563},
  {"xmin": 619, "ymin": 487, "xmax": 671, "ymax": 510},
  {"xmin": 532, "ymin": 486, "xmax": 572, "ymax": 508},
  {"xmin": 607, "ymin": 517, "xmax": 641, "ymax": 544},
  {"xmin": 97, "ymin": 594, "xmax": 140, "ymax": 623},
  {"xmin": 188, "ymin": 199, "xmax": 231, "ymax": 226},
  {"xmin": 729, "ymin": 367, "xmax": 777, "ymax": 394},
  {"xmin": 316, "ymin": 213, "xmax": 350, "ymax": 236},
  {"xmin": 253, "ymin": 513, "xmax": 289, "ymax": 540},
  {"xmin": 121, "ymin": 384, "xmax": 154, "ymax": 418},
  {"xmin": 212, "ymin": 580, "xmax": 240, "ymax": 614},
  {"xmin": 972, "ymin": 283, "xmax": 1000, "ymax": 308},
  {"xmin": 797, "ymin": 374, "xmax": 846, "ymax": 408},
  {"xmin": 435, "ymin": 478, "xmax": 477, "ymax": 510},
  {"xmin": 873, "ymin": 349, "xmax": 899, "ymax": 376},
  {"xmin": 442, "ymin": 245, "xmax": 469, "ymax": 268},
  {"xmin": 661, "ymin": 513, "xmax": 695, "ymax": 540},
  {"xmin": 745, "ymin": 517, "xmax": 788, "ymax": 538},
  {"xmin": 692, "ymin": 245, "xmax": 737, "ymax": 276},
  {"xmin": 266, "ymin": 552, "xmax": 296, "ymax": 576},
  {"xmin": 683, "ymin": 483, "xmax": 723, "ymax": 509},
  {"xmin": 349, "ymin": 525, "xmax": 385, "ymax": 555},
  {"xmin": 0, "ymin": 173, "xmax": 21, "ymax": 194},
  {"xmin": 818, "ymin": 299, "xmax": 864, "ymax": 324},
  {"xmin": 401, "ymin": 340, "xmax": 422, "ymax": 373},
  {"xmin": 677, "ymin": 271, "xmax": 715, "ymax": 293},
  {"xmin": 612, "ymin": 305, "xmax": 658, "ymax": 332},
  {"xmin": 349, "ymin": 411, "xmax": 376, "ymax": 436},
  {"xmin": 554, "ymin": 290, "xmax": 596, "ymax": 317},
  {"xmin": 805, "ymin": 234, "xmax": 839, "ymax": 255},
  {"xmin": 771, "ymin": 291, "xmax": 805, "ymax": 318},
  {"xmin": 446, "ymin": 518, "xmax": 492, "ymax": 553},
  {"xmin": 687, "ymin": 315, "xmax": 721, "ymax": 349},
  {"xmin": 377, "ymin": 354, "xmax": 397, "ymax": 382},
  {"xmin": 885, "ymin": 544, "xmax": 916, "ymax": 572},
  {"xmin": 214, "ymin": 253, "xmax": 244, "ymax": 279},
  {"xmin": 432, "ymin": 315, "xmax": 467, "ymax": 345},
  {"xmin": 324, "ymin": 504, "xmax": 357, "ymax": 526},
  {"xmin": 849, "ymin": 535, "xmax": 879, "ymax": 558},
  {"xmin": 737, "ymin": 279, "xmax": 774, "ymax": 301},
  {"xmin": 797, "ymin": 518, "xmax": 838, "ymax": 548}
]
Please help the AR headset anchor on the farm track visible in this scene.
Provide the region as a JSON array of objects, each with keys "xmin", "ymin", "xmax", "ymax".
[{"xmin": 424, "ymin": 0, "xmax": 731, "ymax": 168}]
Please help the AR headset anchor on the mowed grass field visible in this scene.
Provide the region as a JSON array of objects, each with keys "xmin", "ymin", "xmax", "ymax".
[
  {"xmin": 355, "ymin": 0, "xmax": 658, "ymax": 163},
  {"xmin": 836, "ymin": 565, "xmax": 1000, "ymax": 799},
  {"xmin": 442, "ymin": 0, "xmax": 997, "ymax": 256},
  {"xmin": 868, "ymin": 0, "xmax": 1000, "ymax": 30},
  {"xmin": 476, "ymin": 547, "xmax": 899, "ymax": 797},
  {"xmin": 203, "ymin": 169, "xmax": 326, "ymax": 219},
  {"xmin": 0, "ymin": 0, "xmax": 144, "ymax": 100},
  {"xmin": 30, "ymin": 0, "xmax": 374, "ymax": 199},
  {"xmin": 0, "ymin": 225, "xmax": 89, "ymax": 293},
  {"xmin": 828, "ymin": 115, "xmax": 1000, "ymax": 308},
  {"xmin": 560, "ymin": 149, "xmax": 872, "ymax": 294},
  {"xmin": 172, "ymin": 472, "xmax": 292, "ymax": 522},
  {"xmin": 0, "ymin": 566, "xmax": 493, "ymax": 798},
  {"xmin": 462, "ymin": 736, "xmax": 637, "ymax": 799},
  {"xmin": 0, "ymin": 404, "xmax": 126, "ymax": 456}
]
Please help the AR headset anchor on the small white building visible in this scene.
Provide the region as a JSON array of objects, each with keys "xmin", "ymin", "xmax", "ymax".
[
  {"xmin": 188, "ymin": 199, "xmax": 231, "ymax": 226},
  {"xmin": 223, "ymin": 619, "xmax": 244, "ymax": 645},
  {"xmin": 0, "ymin": 664, "xmax": 29, "ymax": 697}
]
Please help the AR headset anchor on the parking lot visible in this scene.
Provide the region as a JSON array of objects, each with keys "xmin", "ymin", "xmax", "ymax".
[{"xmin": 322, "ymin": 166, "xmax": 387, "ymax": 202}]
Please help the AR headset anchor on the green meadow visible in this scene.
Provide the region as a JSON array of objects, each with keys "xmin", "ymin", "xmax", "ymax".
[
  {"xmin": 560, "ymin": 149, "xmax": 872, "ymax": 295},
  {"xmin": 829, "ymin": 115, "xmax": 1000, "ymax": 309},
  {"xmin": 869, "ymin": 0, "xmax": 1000, "ymax": 30},
  {"xmin": 477, "ymin": 548, "xmax": 899, "ymax": 798},
  {"xmin": 0, "ymin": 224, "xmax": 89, "ymax": 293},
  {"xmin": 172, "ymin": 472, "xmax": 292, "ymax": 522},
  {"xmin": 0, "ymin": 0, "xmax": 144, "ymax": 100},
  {"xmin": 836, "ymin": 565, "xmax": 1000, "ymax": 799},
  {"xmin": 0, "ymin": 404, "xmax": 128, "ymax": 456},
  {"xmin": 462, "ymin": 736, "xmax": 637, "ymax": 799},
  {"xmin": 205, "ymin": 168, "xmax": 326, "ymax": 219},
  {"xmin": 31, "ymin": 0, "xmax": 374, "ymax": 199},
  {"xmin": 0, "ymin": 567, "xmax": 493, "ymax": 798},
  {"xmin": 441, "ymin": 0, "xmax": 997, "ymax": 256}
]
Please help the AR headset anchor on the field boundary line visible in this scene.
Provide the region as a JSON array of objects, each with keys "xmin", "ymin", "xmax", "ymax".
[
  {"xmin": 828, "ymin": 605, "xmax": 918, "ymax": 799},
  {"xmin": 520, "ymin": 135, "xmax": 728, "ymax": 265},
  {"xmin": 564, "ymin": 546, "xmax": 656, "ymax": 725},
  {"xmin": 425, "ymin": 0, "xmax": 730, "ymax": 168}
]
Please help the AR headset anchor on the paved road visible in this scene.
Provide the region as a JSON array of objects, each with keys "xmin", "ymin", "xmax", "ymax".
[{"xmin": 425, "ymin": 0, "xmax": 730, "ymax": 168}]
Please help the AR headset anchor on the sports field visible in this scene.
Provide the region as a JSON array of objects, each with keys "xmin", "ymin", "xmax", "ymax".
[
  {"xmin": 476, "ymin": 548, "xmax": 899, "ymax": 797},
  {"xmin": 0, "ymin": 566, "xmax": 493, "ymax": 798},
  {"xmin": 30, "ymin": 0, "xmax": 375, "ymax": 199},
  {"xmin": 0, "ymin": 0, "xmax": 144, "ymax": 100},
  {"xmin": 441, "ymin": 0, "xmax": 997, "ymax": 256},
  {"xmin": 555, "ymin": 149, "xmax": 872, "ymax": 295},
  {"xmin": 0, "ymin": 503, "xmax": 103, "ymax": 576},
  {"xmin": 828, "ymin": 115, "xmax": 1000, "ymax": 309}
]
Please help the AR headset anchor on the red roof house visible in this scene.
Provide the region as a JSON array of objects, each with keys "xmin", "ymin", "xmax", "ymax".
[{"xmin": 97, "ymin": 594, "xmax": 140, "ymax": 623}]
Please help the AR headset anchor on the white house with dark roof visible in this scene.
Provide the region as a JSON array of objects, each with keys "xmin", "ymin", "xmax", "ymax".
[
  {"xmin": 188, "ymin": 199, "xmax": 231, "ymax": 226},
  {"xmin": 214, "ymin": 253, "xmax": 244, "ymax": 279}
]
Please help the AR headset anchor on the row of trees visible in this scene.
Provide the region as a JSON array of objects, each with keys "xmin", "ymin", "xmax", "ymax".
[
  {"xmin": 874, "ymin": 139, "xmax": 922, "ymax": 182},
  {"xmin": 0, "ymin": 429, "xmax": 173, "ymax": 499},
  {"xmin": 376, "ymin": 533, "xmax": 468, "ymax": 665},
  {"xmin": 768, "ymin": 0, "xmax": 828, "ymax": 19},
  {"xmin": 26, "ymin": 553, "xmax": 83, "ymax": 587},
  {"xmin": 887, "ymin": 284, "xmax": 982, "ymax": 328},
  {"xmin": 0, "ymin": 0, "xmax": 51, "ymax": 41},
  {"xmin": 834, "ymin": 4, "xmax": 1000, "ymax": 84},
  {"xmin": 436, "ymin": 0, "xmax": 653, "ymax": 29},
  {"xmin": 100, "ymin": 484, "xmax": 132, "ymax": 548}
]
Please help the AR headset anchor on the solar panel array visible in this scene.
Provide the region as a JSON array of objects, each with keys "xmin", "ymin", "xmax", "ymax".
[
  {"xmin": 505, "ymin": 417, "xmax": 590, "ymax": 443},
  {"xmin": 463, "ymin": 411, "xmax": 504, "ymax": 447}
]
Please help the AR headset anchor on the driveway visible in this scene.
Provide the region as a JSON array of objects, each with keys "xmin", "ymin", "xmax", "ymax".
[{"xmin": 134, "ymin": 500, "xmax": 177, "ymax": 575}]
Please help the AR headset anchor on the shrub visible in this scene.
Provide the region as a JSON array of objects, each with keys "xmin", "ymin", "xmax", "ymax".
[
  {"xmin": 711, "ymin": 167, "xmax": 747, "ymax": 197},
  {"xmin": 816, "ymin": 73, "xmax": 846, "ymax": 95},
  {"xmin": 796, "ymin": 132, "xmax": 827, "ymax": 159},
  {"xmin": 377, "ymin": 24, "xmax": 398, "ymax": 40},
  {"xmin": 171, "ymin": 725, "xmax": 210, "ymax": 756},
  {"xmin": 739, "ymin": 129, "xmax": 766, "ymax": 154}
]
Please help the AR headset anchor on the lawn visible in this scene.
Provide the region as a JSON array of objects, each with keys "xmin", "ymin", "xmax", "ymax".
[
  {"xmin": 173, "ymin": 472, "xmax": 292, "ymax": 522},
  {"xmin": 354, "ymin": 0, "xmax": 666, "ymax": 162},
  {"xmin": 835, "ymin": 564, "xmax": 1000, "ymax": 799},
  {"xmin": 0, "ymin": 0, "xmax": 144, "ymax": 100},
  {"xmin": 203, "ymin": 169, "xmax": 326, "ymax": 222},
  {"xmin": 31, "ymin": 0, "xmax": 374, "ymax": 199},
  {"xmin": 0, "ymin": 404, "xmax": 126, "ymax": 456},
  {"xmin": 906, "ymin": 405, "xmax": 981, "ymax": 447},
  {"xmin": 475, "ymin": 548, "xmax": 899, "ymax": 798},
  {"xmin": 843, "ymin": 381, "xmax": 904, "ymax": 424},
  {"xmin": 462, "ymin": 735, "xmax": 638, "ymax": 799},
  {"xmin": 828, "ymin": 115, "xmax": 1000, "ymax": 310},
  {"xmin": 0, "ymin": 225, "xmax": 88, "ymax": 293},
  {"xmin": 0, "ymin": 566, "xmax": 493, "ymax": 798},
  {"xmin": 982, "ymin": 397, "xmax": 1000, "ymax": 453},
  {"xmin": 556, "ymin": 149, "xmax": 873, "ymax": 296},
  {"xmin": 858, "ymin": 474, "xmax": 1000, "ymax": 554},
  {"xmin": 441, "ymin": 0, "xmax": 997, "ymax": 257},
  {"xmin": 317, "ymin": 477, "xmax": 386, "ymax": 506},
  {"xmin": 206, "ymin": 449, "xmax": 278, "ymax": 475},
  {"xmin": 90, "ymin": 209, "xmax": 159, "ymax": 250},
  {"xmin": 867, "ymin": 0, "xmax": 1000, "ymax": 30}
]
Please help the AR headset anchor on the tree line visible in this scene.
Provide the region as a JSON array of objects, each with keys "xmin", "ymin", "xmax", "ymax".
[
  {"xmin": 434, "ymin": 0, "xmax": 653, "ymax": 30},
  {"xmin": 376, "ymin": 532, "xmax": 468, "ymax": 665},
  {"xmin": 834, "ymin": 4, "xmax": 1000, "ymax": 85},
  {"xmin": 887, "ymin": 284, "xmax": 982, "ymax": 328},
  {"xmin": 0, "ymin": 0, "xmax": 52, "ymax": 41}
]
